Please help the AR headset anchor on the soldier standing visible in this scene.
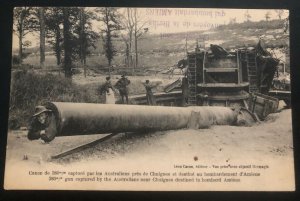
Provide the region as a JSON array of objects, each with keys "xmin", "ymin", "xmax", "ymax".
[
  {"xmin": 143, "ymin": 80, "xmax": 156, "ymax": 105},
  {"xmin": 115, "ymin": 74, "xmax": 130, "ymax": 104},
  {"xmin": 100, "ymin": 76, "xmax": 116, "ymax": 104}
]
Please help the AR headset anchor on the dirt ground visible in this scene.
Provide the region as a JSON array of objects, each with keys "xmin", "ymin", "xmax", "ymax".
[{"xmin": 4, "ymin": 103, "xmax": 293, "ymax": 166}]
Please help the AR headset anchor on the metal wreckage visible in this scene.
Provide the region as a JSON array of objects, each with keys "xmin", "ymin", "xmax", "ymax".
[{"xmin": 28, "ymin": 40, "xmax": 290, "ymax": 158}]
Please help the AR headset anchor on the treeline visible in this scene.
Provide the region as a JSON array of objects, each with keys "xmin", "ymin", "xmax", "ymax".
[
  {"xmin": 215, "ymin": 19, "xmax": 287, "ymax": 31},
  {"xmin": 13, "ymin": 7, "xmax": 148, "ymax": 78}
]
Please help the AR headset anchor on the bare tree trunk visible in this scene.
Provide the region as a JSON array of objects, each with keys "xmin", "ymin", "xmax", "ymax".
[
  {"xmin": 79, "ymin": 8, "xmax": 87, "ymax": 77},
  {"xmin": 18, "ymin": 13, "xmax": 23, "ymax": 64},
  {"xmin": 79, "ymin": 8, "xmax": 83, "ymax": 64},
  {"xmin": 127, "ymin": 8, "xmax": 133, "ymax": 68},
  {"xmin": 134, "ymin": 31, "xmax": 137, "ymax": 70},
  {"xmin": 134, "ymin": 9, "xmax": 138, "ymax": 71},
  {"xmin": 39, "ymin": 7, "xmax": 45, "ymax": 68},
  {"xmin": 105, "ymin": 8, "xmax": 111, "ymax": 76},
  {"xmin": 55, "ymin": 27, "xmax": 61, "ymax": 66},
  {"xmin": 18, "ymin": 29, "xmax": 23, "ymax": 64},
  {"xmin": 63, "ymin": 8, "xmax": 72, "ymax": 78},
  {"xmin": 124, "ymin": 42, "xmax": 129, "ymax": 67},
  {"xmin": 129, "ymin": 33, "xmax": 132, "ymax": 67}
]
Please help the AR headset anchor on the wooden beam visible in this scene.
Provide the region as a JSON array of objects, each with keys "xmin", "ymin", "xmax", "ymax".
[{"xmin": 51, "ymin": 133, "xmax": 120, "ymax": 159}]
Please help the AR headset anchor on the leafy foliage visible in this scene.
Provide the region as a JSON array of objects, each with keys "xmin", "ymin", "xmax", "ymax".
[
  {"xmin": 44, "ymin": 7, "xmax": 64, "ymax": 65},
  {"xmin": 9, "ymin": 70, "xmax": 103, "ymax": 128},
  {"xmin": 43, "ymin": 7, "xmax": 99, "ymax": 70},
  {"xmin": 13, "ymin": 7, "xmax": 39, "ymax": 63},
  {"xmin": 13, "ymin": 7, "xmax": 39, "ymax": 37},
  {"xmin": 76, "ymin": 8, "xmax": 100, "ymax": 65},
  {"xmin": 97, "ymin": 7, "xmax": 122, "ymax": 66}
]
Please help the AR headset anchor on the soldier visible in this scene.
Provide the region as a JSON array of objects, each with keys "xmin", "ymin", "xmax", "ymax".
[
  {"xmin": 27, "ymin": 106, "xmax": 57, "ymax": 143},
  {"xmin": 100, "ymin": 76, "xmax": 116, "ymax": 104},
  {"xmin": 115, "ymin": 75, "xmax": 130, "ymax": 104},
  {"xmin": 143, "ymin": 80, "xmax": 156, "ymax": 105}
]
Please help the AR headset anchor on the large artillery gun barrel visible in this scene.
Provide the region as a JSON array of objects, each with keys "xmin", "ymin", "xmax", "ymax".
[{"xmin": 30, "ymin": 102, "xmax": 255, "ymax": 142}]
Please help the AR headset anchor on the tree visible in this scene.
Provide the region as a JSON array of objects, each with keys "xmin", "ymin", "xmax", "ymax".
[
  {"xmin": 121, "ymin": 8, "xmax": 148, "ymax": 71},
  {"xmin": 79, "ymin": 8, "xmax": 85, "ymax": 65},
  {"xmin": 44, "ymin": 7, "xmax": 64, "ymax": 66},
  {"xmin": 97, "ymin": 7, "xmax": 122, "ymax": 74},
  {"xmin": 133, "ymin": 8, "xmax": 148, "ymax": 69},
  {"xmin": 244, "ymin": 10, "xmax": 251, "ymax": 22},
  {"xmin": 77, "ymin": 7, "xmax": 99, "ymax": 77},
  {"xmin": 38, "ymin": 7, "xmax": 46, "ymax": 67},
  {"xmin": 24, "ymin": 7, "xmax": 46, "ymax": 67},
  {"xmin": 120, "ymin": 8, "xmax": 134, "ymax": 68},
  {"xmin": 13, "ymin": 7, "xmax": 37, "ymax": 64},
  {"xmin": 63, "ymin": 7, "xmax": 72, "ymax": 78},
  {"xmin": 44, "ymin": 7, "xmax": 98, "ymax": 76},
  {"xmin": 265, "ymin": 11, "xmax": 271, "ymax": 21}
]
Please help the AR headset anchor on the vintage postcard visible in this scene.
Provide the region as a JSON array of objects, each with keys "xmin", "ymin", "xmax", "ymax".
[{"xmin": 4, "ymin": 7, "xmax": 294, "ymax": 191}]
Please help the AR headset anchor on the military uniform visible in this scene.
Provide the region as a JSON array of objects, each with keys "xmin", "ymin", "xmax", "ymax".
[
  {"xmin": 143, "ymin": 81, "xmax": 156, "ymax": 105},
  {"xmin": 27, "ymin": 106, "xmax": 57, "ymax": 142},
  {"xmin": 115, "ymin": 76, "xmax": 130, "ymax": 104}
]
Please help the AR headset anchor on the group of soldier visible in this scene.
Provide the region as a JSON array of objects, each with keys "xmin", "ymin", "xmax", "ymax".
[
  {"xmin": 100, "ymin": 74, "xmax": 156, "ymax": 105},
  {"xmin": 100, "ymin": 75, "xmax": 131, "ymax": 104}
]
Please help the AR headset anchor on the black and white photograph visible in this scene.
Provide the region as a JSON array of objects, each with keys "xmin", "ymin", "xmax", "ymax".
[{"xmin": 3, "ymin": 7, "xmax": 294, "ymax": 191}]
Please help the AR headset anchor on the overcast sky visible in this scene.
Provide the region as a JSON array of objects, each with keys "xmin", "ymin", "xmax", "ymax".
[{"xmin": 12, "ymin": 8, "xmax": 288, "ymax": 50}]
